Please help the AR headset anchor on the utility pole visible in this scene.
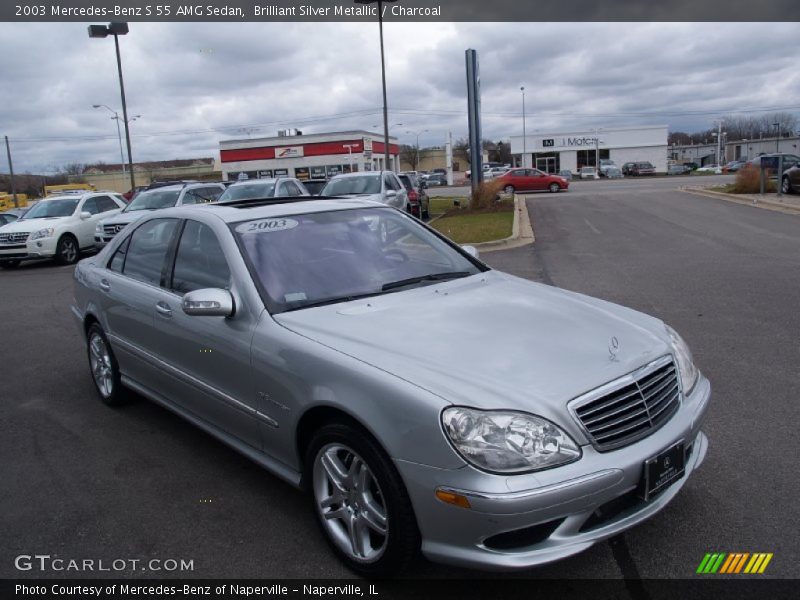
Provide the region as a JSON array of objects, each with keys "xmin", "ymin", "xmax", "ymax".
[
  {"xmin": 521, "ymin": 86, "xmax": 527, "ymax": 168},
  {"xmin": 5, "ymin": 136, "xmax": 18, "ymax": 208},
  {"xmin": 717, "ymin": 121, "xmax": 722, "ymax": 165}
]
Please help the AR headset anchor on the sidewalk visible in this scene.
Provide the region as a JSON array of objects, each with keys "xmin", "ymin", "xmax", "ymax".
[
  {"xmin": 682, "ymin": 185, "xmax": 800, "ymax": 215},
  {"xmin": 471, "ymin": 194, "xmax": 535, "ymax": 252}
]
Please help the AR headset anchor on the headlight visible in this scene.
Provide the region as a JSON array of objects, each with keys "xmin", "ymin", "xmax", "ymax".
[
  {"xmin": 29, "ymin": 228, "xmax": 54, "ymax": 240},
  {"xmin": 665, "ymin": 325, "xmax": 698, "ymax": 395},
  {"xmin": 442, "ymin": 407, "xmax": 581, "ymax": 473},
  {"xmin": 95, "ymin": 223, "xmax": 104, "ymax": 233}
]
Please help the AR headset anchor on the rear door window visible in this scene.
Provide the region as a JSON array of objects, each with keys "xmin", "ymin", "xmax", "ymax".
[{"xmin": 122, "ymin": 219, "xmax": 180, "ymax": 287}]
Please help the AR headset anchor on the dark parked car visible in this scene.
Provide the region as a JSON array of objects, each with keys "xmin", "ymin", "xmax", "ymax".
[
  {"xmin": 398, "ymin": 173, "xmax": 430, "ymax": 219},
  {"xmin": 0, "ymin": 211, "xmax": 22, "ymax": 226},
  {"xmin": 781, "ymin": 164, "xmax": 800, "ymax": 194},
  {"xmin": 722, "ymin": 161, "xmax": 746, "ymax": 173},
  {"xmin": 301, "ymin": 179, "xmax": 328, "ymax": 196},
  {"xmin": 622, "ymin": 162, "xmax": 656, "ymax": 176},
  {"xmin": 426, "ymin": 173, "xmax": 448, "ymax": 187}
]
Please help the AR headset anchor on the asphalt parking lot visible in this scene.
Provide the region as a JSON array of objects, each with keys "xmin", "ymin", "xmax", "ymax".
[{"xmin": 2, "ymin": 176, "xmax": 798, "ymax": 580}]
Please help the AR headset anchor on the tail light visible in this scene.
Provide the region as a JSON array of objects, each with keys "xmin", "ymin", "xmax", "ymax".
[{"xmin": 408, "ymin": 190, "xmax": 418, "ymax": 202}]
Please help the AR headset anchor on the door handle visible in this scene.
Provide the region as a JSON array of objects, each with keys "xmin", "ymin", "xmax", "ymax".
[
  {"xmin": 99, "ymin": 279, "xmax": 110, "ymax": 292},
  {"xmin": 155, "ymin": 301, "xmax": 173, "ymax": 318}
]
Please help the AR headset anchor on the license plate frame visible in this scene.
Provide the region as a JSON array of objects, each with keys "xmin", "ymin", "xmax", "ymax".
[{"xmin": 641, "ymin": 440, "xmax": 685, "ymax": 501}]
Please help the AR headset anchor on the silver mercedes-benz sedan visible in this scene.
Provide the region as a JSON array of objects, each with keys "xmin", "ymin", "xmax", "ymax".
[{"xmin": 71, "ymin": 197, "xmax": 710, "ymax": 576}]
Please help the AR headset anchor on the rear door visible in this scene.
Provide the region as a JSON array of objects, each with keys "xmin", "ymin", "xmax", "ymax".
[{"xmin": 100, "ymin": 218, "xmax": 182, "ymax": 385}]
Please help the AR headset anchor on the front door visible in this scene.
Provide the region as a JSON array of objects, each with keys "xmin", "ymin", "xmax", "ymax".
[{"xmin": 149, "ymin": 218, "xmax": 261, "ymax": 450}]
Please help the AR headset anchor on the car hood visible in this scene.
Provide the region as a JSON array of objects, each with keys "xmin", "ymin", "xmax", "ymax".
[
  {"xmin": 274, "ymin": 271, "xmax": 672, "ymax": 434},
  {"xmin": 0, "ymin": 216, "xmax": 70, "ymax": 232},
  {"xmin": 100, "ymin": 210, "xmax": 148, "ymax": 226},
  {"xmin": 337, "ymin": 193, "xmax": 386, "ymax": 204}
]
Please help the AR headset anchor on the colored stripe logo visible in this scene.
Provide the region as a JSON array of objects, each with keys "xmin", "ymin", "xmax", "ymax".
[{"xmin": 697, "ymin": 552, "xmax": 773, "ymax": 574}]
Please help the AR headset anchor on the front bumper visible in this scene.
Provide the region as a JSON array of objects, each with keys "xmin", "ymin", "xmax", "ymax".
[
  {"xmin": 0, "ymin": 236, "xmax": 59, "ymax": 261},
  {"xmin": 395, "ymin": 375, "xmax": 711, "ymax": 571}
]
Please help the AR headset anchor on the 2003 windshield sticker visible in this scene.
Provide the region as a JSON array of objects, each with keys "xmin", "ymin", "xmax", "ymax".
[{"xmin": 236, "ymin": 218, "xmax": 298, "ymax": 234}]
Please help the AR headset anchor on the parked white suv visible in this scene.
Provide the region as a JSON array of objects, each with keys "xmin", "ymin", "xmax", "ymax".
[
  {"xmin": 320, "ymin": 171, "xmax": 408, "ymax": 210},
  {"xmin": 0, "ymin": 192, "xmax": 125, "ymax": 268}
]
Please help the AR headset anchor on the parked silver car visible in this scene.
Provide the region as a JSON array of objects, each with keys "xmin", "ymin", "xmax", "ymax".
[
  {"xmin": 71, "ymin": 198, "xmax": 710, "ymax": 575},
  {"xmin": 320, "ymin": 171, "xmax": 408, "ymax": 211},
  {"xmin": 95, "ymin": 183, "xmax": 226, "ymax": 249}
]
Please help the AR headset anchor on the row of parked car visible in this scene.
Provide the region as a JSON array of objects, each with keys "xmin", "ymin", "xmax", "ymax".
[{"xmin": 0, "ymin": 170, "xmax": 435, "ymax": 269}]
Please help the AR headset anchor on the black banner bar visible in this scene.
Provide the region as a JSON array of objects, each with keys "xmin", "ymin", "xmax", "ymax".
[{"xmin": 1, "ymin": 0, "xmax": 797, "ymax": 22}]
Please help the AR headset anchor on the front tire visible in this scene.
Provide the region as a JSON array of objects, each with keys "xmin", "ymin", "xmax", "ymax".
[
  {"xmin": 86, "ymin": 324, "xmax": 127, "ymax": 406},
  {"xmin": 782, "ymin": 177, "xmax": 793, "ymax": 194},
  {"xmin": 55, "ymin": 234, "xmax": 79, "ymax": 265},
  {"xmin": 549, "ymin": 182, "xmax": 561, "ymax": 193},
  {"xmin": 504, "ymin": 185, "xmax": 515, "ymax": 195},
  {"xmin": 306, "ymin": 421, "xmax": 420, "ymax": 577}
]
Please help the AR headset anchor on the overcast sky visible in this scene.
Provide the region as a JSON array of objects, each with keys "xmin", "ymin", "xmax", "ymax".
[{"xmin": 1, "ymin": 21, "xmax": 799, "ymax": 173}]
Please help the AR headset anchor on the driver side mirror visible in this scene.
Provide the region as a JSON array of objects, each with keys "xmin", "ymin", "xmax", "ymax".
[
  {"xmin": 182, "ymin": 288, "xmax": 235, "ymax": 317},
  {"xmin": 386, "ymin": 190, "xmax": 397, "ymax": 198},
  {"xmin": 80, "ymin": 211, "xmax": 92, "ymax": 220},
  {"xmin": 461, "ymin": 245, "xmax": 479, "ymax": 259}
]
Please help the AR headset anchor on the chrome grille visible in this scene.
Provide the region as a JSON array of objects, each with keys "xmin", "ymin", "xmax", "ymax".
[
  {"xmin": 0, "ymin": 232, "xmax": 29, "ymax": 245},
  {"xmin": 572, "ymin": 357, "xmax": 680, "ymax": 452},
  {"xmin": 103, "ymin": 224, "xmax": 126, "ymax": 236}
]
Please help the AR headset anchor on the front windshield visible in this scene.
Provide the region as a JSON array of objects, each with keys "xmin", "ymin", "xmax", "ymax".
[
  {"xmin": 125, "ymin": 189, "xmax": 181, "ymax": 212},
  {"xmin": 22, "ymin": 199, "xmax": 78, "ymax": 219},
  {"xmin": 219, "ymin": 181, "xmax": 276, "ymax": 202},
  {"xmin": 321, "ymin": 175, "xmax": 381, "ymax": 196},
  {"xmin": 235, "ymin": 207, "xmax": 484, "ymax": 313}
]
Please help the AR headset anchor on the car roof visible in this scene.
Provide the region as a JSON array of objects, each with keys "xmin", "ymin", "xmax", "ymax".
[
  {"xmin": 330, "ymin": 171, "xmax": 382, "ymax": 179},
  {"xmin": 144, "ymin": 197, "xmax": 384, "ymax": 225},
  {"xmin": 228, "ymin": 178, "xmax": 280, "ymax": 186}
]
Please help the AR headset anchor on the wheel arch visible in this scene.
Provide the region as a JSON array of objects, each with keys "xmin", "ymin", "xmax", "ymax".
[{"xmin": 296, "ymin": 406, "xmax": 372, "ymax": 482}]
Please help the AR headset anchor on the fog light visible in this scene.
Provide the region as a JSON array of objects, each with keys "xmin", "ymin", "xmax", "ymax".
[
  {"xmin": 36, "ymin": 241, "xmax": 43, "ymax": 247},
  {"xmin": 435, "ymin": 488, "xmax": 471, "ymax": 509}
]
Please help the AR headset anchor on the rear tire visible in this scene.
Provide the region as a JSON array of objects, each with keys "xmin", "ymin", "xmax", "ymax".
[
  {"xmin": 55, "ymin": 234, "xmax": 79, "ymax": 265},
  {"xmin": 504, "ymin": 185, "xmax": 515, "ymax": 195},
  {"xmin": 782, "ymin": 177, "xmax": 793, "ymax": 195},
  {"xmin": 306, "ymin": 421, "xmax": 420, "ymax": 577}
]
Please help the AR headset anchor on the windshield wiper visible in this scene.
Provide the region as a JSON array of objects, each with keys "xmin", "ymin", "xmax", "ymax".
[
  {"xmin": 381, "ymin": 271, "xmax": 472, "ymax": 291},
  {"xmin": 283, "ymin": 291, "xmax": 386, "ymax": 312}
]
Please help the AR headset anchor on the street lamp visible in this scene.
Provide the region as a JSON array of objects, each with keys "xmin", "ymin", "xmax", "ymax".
[
  {"xmin": 92, "ymin": 104, "xmax": 140, "ymax": 174},
  {"xmin": 355, "ymin": 0, "xmax": 398, "ymax": 172},
  {"xmin": 406, "ymin": 129, "xmax": 428, "ymax": 171},
  {"xmin": 520, "ymin": 86, "xmax": 527, "ymax": 168},
  {"xmin": 343, "ymin": 143, "xmax": 357, "ymax": 172},
  {"xmin": 88, "ymin": 21, "xmax": 136, "ymax": 191}
]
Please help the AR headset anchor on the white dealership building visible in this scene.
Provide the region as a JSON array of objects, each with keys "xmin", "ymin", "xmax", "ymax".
[{"xmin": 510, "ymin": 125, "xmax": 669, "ymax": 173}]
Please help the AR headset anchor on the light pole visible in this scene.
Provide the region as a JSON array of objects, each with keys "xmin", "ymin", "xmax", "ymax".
[
  {"xmin": 343, "ymin": 143, "xmax": 357, "ymax": 172},
  {"xmin": 520, "ymin": 86, "xmax": 527, "ymax": 168},
  {"xmin": 92, "ymin": 104, "xmax": 140, "ymax": 174},
  {"xmin": 774, "ymin": 122, "xmax": 780, "ymax": 152},
  {"xmin": 88, "ymin": 22, "xmax": 135, "ymax": 191},
  {"xmin": 356, "ymin": 0, "xmax": 398, "ymax": 172},
  {"xmin": 406, "ymin": 129, "xmax": 428, "ymax": 171}
]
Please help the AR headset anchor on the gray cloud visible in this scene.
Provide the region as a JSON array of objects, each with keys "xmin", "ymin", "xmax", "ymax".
[{"xmin": 1, "ymin": 21, "xmax": 798, "ymax": 174}]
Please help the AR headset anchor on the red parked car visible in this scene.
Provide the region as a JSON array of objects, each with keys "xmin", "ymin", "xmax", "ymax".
[{"xmin": 496, "ymin": 168, "xmax": 569, "ymax": 194}]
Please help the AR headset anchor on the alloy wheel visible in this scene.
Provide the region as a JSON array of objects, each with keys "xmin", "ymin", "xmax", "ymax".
[
  {"xmin": 61, "ymin": 237, "xmax": 77, "ymax": 263},
  {"xmin": 312, "ymin": 443, "xmax": 389, "ymax": 563},
  {"xmin": 89, "ymin": 332, "xmax": 114, "ymax": 398}
]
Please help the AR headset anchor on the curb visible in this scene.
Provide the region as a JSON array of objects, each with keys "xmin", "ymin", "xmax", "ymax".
[
  {"xmin": 471, "ymin": 194, "xmax": 535, "ymax": 253},
  {"xmin": 681, "ymin": 186, "xmax": 800, "ymax": 216}
]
